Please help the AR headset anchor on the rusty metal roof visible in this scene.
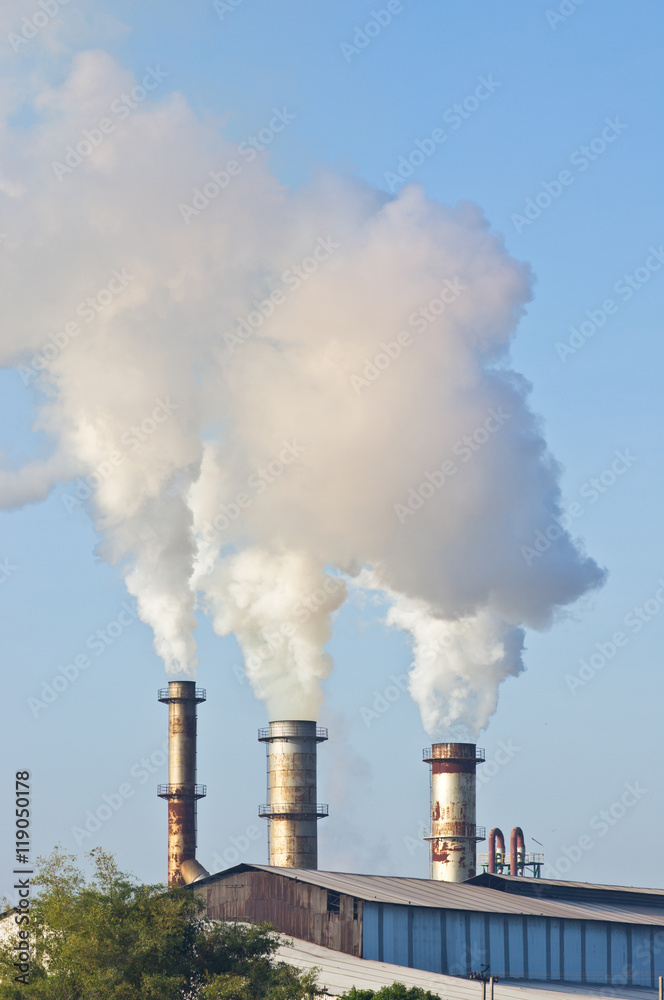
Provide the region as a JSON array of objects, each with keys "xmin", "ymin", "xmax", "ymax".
[{"xmin": 196, "ymin": 865, "xmax": 664, "ymax": 927}]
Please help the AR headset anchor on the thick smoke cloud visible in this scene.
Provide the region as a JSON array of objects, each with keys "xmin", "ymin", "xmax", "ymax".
[{"xmin": 0, "ymin": 50, "xmax": 605, "ymax": 732}]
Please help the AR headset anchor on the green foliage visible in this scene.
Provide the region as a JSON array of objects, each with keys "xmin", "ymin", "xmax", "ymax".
[
  {"xmin": 340, "ymin": 985, "xmax": 440, "ymax": 1000},
  {"xmin": 0, "ymin": 847, "xmax": 323, "ymax": 999}
]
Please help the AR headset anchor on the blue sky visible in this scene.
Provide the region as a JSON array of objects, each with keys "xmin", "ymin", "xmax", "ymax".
[{"xmin": 2, "ymin": 0, "xmax": 663, "ymax": 896}]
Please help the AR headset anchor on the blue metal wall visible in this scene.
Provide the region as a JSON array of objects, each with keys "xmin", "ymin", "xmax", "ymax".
[{"xmin": 362, "ymin": 903, "xmax": 664, "ymax": 986}]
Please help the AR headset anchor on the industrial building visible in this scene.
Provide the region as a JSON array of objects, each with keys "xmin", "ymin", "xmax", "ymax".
[
  {"xmin": 192, "ymin": 864, "xmax": 664, "ymax": 989},
  {"xmin": 156, "ymin": 687, "xmax": 664, "ymax": 994}
]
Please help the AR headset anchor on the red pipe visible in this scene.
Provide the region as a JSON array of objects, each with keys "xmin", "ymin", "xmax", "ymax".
[
  {"xmin": 510, "ymin": 826, "xmax": 525, "ymax": 876},
  {"xmin": 488, "ymin": 828, "xmax": 505, "ymax": 874}
]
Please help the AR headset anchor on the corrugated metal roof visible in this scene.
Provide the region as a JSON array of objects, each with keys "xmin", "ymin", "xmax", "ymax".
[
  {"xmin": 197, "ymin": 865, "xmax": 664, "ymax": 927},
  {"xmin": 275, "ymin": 933, "xmax": 659, "ymax": 1000},
  {"xmin": 471, "ymin": 874, "xmax": 664, "ymax": 895}
]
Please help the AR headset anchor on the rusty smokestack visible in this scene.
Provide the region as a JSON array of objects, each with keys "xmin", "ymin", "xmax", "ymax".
[
  {"xmin": 423, "ymin": 742, "xmax": 485, "ymax": 881},
  {"xmin": 158, "ymin": 681, "xmax": 207, "ymax": 888},
  {"xmin": 258, "ymin": 720, "xmax": 328, "ymax": 868}
]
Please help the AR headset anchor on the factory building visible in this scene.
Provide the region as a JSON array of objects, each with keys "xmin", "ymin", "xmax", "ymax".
[
  {"xmin": 193, "ymin": 864, "xmax": 664, "ymax": 989},
  {"xmin": 154, "ymin": 691, "xmax": 664, "ymax": 993}
]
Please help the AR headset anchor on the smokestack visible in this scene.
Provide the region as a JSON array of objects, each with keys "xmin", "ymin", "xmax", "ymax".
[
  {"xmin": 258, "ymin": 721, "xmax": 328, "ymax": 868},
  {"xmin": 158, "ymin": 682, "xmax": 207, "ymax": 888},
  {"xmin": 423, "ymin": 742, "xmax": 485, "ymax": 881}
]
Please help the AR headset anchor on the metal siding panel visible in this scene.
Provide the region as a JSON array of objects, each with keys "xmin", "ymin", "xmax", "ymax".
[
  {"xmin": 488, "ymin": 915, "xmax": 506, "ymax": 977},
  {"xmin": 362, "ymin": 902, "xmax": 380, "ymax": 961},
  {"xmin": 469, "ymin": 912, "xmax": 488, "ymax": 971},
  {"xmin": 585, "ymin": 922, "xmax": 608, "ymax": 985},
  {"xmin": 447, "ymin": 910, "xmax": 468, "ymax": 975},
  {"xmin": 412, "ymin": 908, "xmax": 443, "ymax": 973},
  {"xmin": 563, "ymin": 921, "xmax": 582, "ymax": 982},
  {"xmin": 610, "ymin": 925, "xmax": 628, "ymax": 984},
  {"xmin": 440, "ymin": 909, "xmax": 448, "ymax": 974},
  {"xmin": 653, "ymin": 928, "xmax": 664, "ymax": 979},
  {"xmin": 507, "ymin": 915, "xmax": 525, "ymax": 978},
  {"xmin": 631, "ymin": 925, "xmax": 652, "ymax": 986},
  {"xmin": 526, "ymin": 917, "xmax": 547, "ymax": 980},
  {"xmin": 550, "ymin": 919, "xmax": 562, "ymax": 982},
  {"xmin": 378, "ymin": 903, "xmax": 384, "ymax": 962},
  {"xmin": 382, "ymin": 904, "xmax": 410, "ymax": 967}
]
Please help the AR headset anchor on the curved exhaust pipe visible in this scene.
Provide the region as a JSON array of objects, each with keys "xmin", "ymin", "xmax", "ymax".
[
  {"xmin": 488, "ymin": 827, "xmax": 505, "ymax": 874},
  {"xmin": 510, "ymin": 826, "xmax": 525, "ymax": 876},
  {"xmin": 180, "ymin": 858, "xmax": 210, "ymax": 885}
]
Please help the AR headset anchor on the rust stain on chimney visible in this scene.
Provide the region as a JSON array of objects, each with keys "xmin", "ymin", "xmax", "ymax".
[
  {"xmin": 158, "ymin": 682, "xmax": 206, "ymax": 888},
  {"xmin": 258, "ymin": 721, "xmax": 328, "ymax": 869},
  {"xmin": 423, "ymin": 742, "xmax": 485, "ymax": 882}
]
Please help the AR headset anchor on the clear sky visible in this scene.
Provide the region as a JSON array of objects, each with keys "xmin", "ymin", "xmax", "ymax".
[{"xmin": 2, "ymin": 0, "xmax": 663, "ymax": 900}]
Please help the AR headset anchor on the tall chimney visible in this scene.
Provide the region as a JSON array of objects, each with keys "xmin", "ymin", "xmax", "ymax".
[
  {"xmin": 158, "ymin": 682, "xmax": 207, "ymax": 888},
  {"xmin": 423, "ymin": 742, "xmax": 485, "ymax": 881},
  {"xmin": 258, "ymin": 720, "xmax": 328, "ymax": 868}
]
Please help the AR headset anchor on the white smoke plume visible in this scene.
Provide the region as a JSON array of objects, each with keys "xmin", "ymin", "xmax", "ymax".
[
  {"xmin": 385, "ymin": 593, "xmax": 526, "ymax": 736},
  {"xmin": 0, "ymin": 48, "xmax": 605, "ymax": 728}
]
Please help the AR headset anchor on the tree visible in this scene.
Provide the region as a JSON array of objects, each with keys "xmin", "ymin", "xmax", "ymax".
[
  {"xmin": 0, "ymin": 847, "xmax": 322, "ymax": 999},
  {"xmin": 340, "ymin": 986, "xmax": 441, "ymax": 1000}
]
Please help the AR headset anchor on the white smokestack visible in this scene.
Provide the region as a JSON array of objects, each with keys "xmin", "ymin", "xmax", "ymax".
[{"xmin": 0, "ymin": 49, "xmax": 605, "ymax": 732}]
